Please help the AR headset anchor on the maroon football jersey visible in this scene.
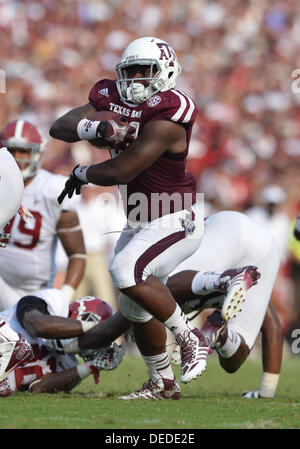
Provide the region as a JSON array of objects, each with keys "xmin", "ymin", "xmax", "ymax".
[{"xmin": 89, "ymin": 79, "xmax": 198, "ymax": 221}]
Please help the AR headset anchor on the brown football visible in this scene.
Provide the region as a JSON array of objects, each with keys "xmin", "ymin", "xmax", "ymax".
[{"xmin": 87, "ymin": 110, "xmax": 128, "ymax": 149}]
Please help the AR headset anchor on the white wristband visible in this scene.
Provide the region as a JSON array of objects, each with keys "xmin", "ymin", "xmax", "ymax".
[
  {"xmin": 61, "ymin": 284, "xmax": 75, "ymax": 302},
  {"xmin": 63, "ymin": 338, "xmax": 80, "ymax": 354},
  {"xmin": 77, "ymin": 119, "xmax": 100, "ymax": 140},
  {"xmin": 81, "ymin": 321, "xmax": 97, "ymax": 333},
  {"xmin": 76, "ymin": 362, "xmax": 91, "ymax": 380},
  {"xmin": 260, "ymin": 372, "xmax": 279, "ymax": 398},
  {"xmin": 74, "ymin": 165, "xmax": 89, "ymax": 183}
]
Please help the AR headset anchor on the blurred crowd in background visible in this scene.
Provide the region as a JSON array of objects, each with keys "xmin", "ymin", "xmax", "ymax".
[{"xmin": 0, "ymin": 0, "xmax": 300, "ymax": 342}]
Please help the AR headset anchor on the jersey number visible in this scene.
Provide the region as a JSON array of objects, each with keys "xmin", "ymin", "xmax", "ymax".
[{"xmin": 0, "ymin": 211, "xmax": 42, "ymax": 250}]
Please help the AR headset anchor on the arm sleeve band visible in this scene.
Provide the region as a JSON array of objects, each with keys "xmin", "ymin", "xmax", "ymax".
[{"xmin": 16, "ymin": 296, "xmax": 49, "ymax": 327}]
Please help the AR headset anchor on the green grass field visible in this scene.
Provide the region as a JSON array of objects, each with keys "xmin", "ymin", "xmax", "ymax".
[{"xmin": 1, "ymin": 354, "xmax": 299, "ymax": 430}]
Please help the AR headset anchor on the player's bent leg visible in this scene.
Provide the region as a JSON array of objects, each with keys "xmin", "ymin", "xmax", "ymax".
[
  {"xmin": 200, "ymin": 310, "xmax": 250, "ymax": 373},
  {"xmin": 117, "ymin": 301, "xmax": 181, "ymax": 400},
  {"xmin": 112, "ymin": 218, "xmax": 209, "ymax": 384}
]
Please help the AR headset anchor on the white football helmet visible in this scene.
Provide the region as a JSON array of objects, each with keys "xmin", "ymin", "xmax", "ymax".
[
  {"xmin": 0, "ymin": 120, "xmax": 42, "ymax": 181},
  {"xmin": 116, "ymin": 37, "xmax": 181, "ymax": 105}
]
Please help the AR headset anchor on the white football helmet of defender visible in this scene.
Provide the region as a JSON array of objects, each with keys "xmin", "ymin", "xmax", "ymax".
[
  {"xmin": 116, "ymin": 36, "xmax": 182, "ymax": 105},
  {"xmin": 0, "ymin": 120, "xmax": 42, "ymax": 181}
]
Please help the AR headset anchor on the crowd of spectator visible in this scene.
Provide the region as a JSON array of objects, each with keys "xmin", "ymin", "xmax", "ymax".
[{"xmin": 1, "ymin": 0, "xmax": 300, "ymax": 338}]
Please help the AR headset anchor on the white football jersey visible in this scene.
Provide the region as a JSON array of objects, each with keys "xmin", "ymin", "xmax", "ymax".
[
  {"xmin": 0, "ymin": 147, "xmax": 24, "ymax": 229},
  {"xmin": 0, "ymin": 169, "xmax": 79, "ymax": 296},
  {"xmin": 0, "ymin": 288, "xmax": 77, "ymax": 392}
]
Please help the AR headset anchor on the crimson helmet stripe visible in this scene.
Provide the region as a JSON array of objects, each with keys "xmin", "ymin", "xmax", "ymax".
[{"xmin": 14, "ymin": 120, "xmax": 25, "ymax": 139}]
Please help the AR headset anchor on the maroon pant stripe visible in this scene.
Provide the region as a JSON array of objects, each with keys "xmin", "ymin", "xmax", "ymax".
[{"xmin": 134, "ymin": 230, "xmax": 186, "ymax": 284}]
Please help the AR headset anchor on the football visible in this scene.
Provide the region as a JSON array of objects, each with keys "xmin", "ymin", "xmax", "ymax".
[{"xmin": 87, "ymin": 110, "xmax": 128, "ymax": 149}]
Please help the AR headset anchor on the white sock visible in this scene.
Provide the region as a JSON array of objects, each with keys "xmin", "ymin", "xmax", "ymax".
[
  {"xmin": 143, "ymin": 352, "xmax": 174, "ymax": 382},
  {"xmin": 191, "ymin": 271, "xmax": 222, "ymax": 295},
  {"xmin": 163, "ymin": 304, "xmax": 194, "ymax": 341},
  {"xmin": 217, "ymin": 328, "xmax": 241, "ymax": 358},
  {"xmin": 0, "ymin": 319, "xmax": 19, "ymax": 342}
]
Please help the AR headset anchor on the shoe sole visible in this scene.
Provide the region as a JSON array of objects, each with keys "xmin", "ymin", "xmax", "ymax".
[
  {"xmin": 180, "ymin": 358, "xmax": 207, "ymax": 384},
  {"xmin": 221, "ymin": 282, "xmax": 246, "ymax": 321},
  {"xmin": 221, "ymin": 267, "xmax": 259, "ymax": 321},
  {"xmin": 180, "ymin": 367, "xmax": 206, "ymax": 384}
]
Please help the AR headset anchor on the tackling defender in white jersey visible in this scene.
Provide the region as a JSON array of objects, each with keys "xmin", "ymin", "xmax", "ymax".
[
  {"xmin": 0, "ymin": 146, "xmax": 34, "ymax": 396},
  {"xmin": 0, "ymin": 120, "xmax": 86, "ymax": 309},
  {"xmin": 167, "ymin": 210, "xmax": 282, "ymax": 398},
  {"xmin": 0, "ymin": 289, "xmax": 125, "ymax": 396}
]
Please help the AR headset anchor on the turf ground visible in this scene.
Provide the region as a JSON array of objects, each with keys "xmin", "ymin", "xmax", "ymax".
[{"xmin": 1, "ymin": 354, "xmax": 299, "ymax": 430}]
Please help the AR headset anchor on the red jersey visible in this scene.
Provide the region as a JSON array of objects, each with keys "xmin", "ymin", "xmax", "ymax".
[{"xmin": 88, "ymin": 79, "xmax": 198, "ymax": 221}]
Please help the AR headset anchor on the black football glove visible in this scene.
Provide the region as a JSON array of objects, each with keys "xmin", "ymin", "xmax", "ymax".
[{"xmin": 57, "ymin": 165, "xmax": 88, "ymax": 204}]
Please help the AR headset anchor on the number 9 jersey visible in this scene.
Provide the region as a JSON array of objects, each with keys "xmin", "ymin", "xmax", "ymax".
[{"xmin": 0, "ymin": 169, "xmax": 79, "ymax": 308}]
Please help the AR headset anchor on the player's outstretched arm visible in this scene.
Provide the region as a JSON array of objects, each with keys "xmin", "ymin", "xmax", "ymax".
[
  {"xmin": 29, "ymin": 367, "xmax": 83, "ymax": 393},
  {"xmin": 57, "ymin": 210, "xmax": 86, "ymax": 302},
  {"xmin": 23, "ymin": 309, "xmax": 87, "ymax": 339},
  {"xmin": 64, "ymin": 310, "xmax": 131, "ymax": 354},
  {"xmin": 49, "ymin": 103, "xmax": 97, "ymax": 142},
  {"xmin": 243, "ymin": 303, "xmax": 283, "ymax": 399}
]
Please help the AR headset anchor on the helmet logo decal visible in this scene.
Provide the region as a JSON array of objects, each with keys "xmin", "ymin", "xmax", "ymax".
[{"xmin": 156, "ymin": 42, "xmax": 175, "ymax": 67}]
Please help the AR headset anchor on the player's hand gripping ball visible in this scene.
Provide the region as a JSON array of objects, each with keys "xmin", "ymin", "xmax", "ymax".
[{"xmin": 87, "ymin": 111, "xmax": 136, "ymax": 149}]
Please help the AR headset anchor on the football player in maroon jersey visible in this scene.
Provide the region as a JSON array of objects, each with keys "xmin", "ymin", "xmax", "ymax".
[{"xmin": 50, "ymin": 36, "xmax": 214, "ymax": 399}]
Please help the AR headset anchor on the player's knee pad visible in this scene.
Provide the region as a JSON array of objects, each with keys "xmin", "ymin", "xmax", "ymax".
[{"xmin": 118, "ymin": 292, "xmax": 153, "ymax": 323}]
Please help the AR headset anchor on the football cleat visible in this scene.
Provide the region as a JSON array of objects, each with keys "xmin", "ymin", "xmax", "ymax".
[
  {"xmin": 0, "ymin": 334, "xmax": 33, "ymax": 381},
  {"xmin": 200, "ymin": 310, "xmax": 227, "ymax": 348},
  {"xmin": 220, "ymin": 266, "xmax": 260, "ymax": 321},
  {"xmin": 119, "ymin": 376, "xmax": 181, "ymax": 400},
  {"xmin": 177, "ymin": 328, "xmax": 211, "ymax": 383},
  {"xmin": 0, "ymin": 378, "xmax": 12, "ymax": 397}
]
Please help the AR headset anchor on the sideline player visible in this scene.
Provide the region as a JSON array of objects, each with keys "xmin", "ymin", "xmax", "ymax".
[
  {"xmin": 0, "ymin": 146, "xmax": 34, "ymax": 397},
  {"xmin": 50, "ymin": 36, "xmax": 210, "ymax": 399},
  {"xmin": 0, "ymin": 290, "xmax": 125, "ymax": 396},
  {"xmin": 64, "ymin": 211, "xmax": 283, "ymax": 399},
  {"xmin": 0, "ymin": 120, "xmax": 86, "ymax": 309}
]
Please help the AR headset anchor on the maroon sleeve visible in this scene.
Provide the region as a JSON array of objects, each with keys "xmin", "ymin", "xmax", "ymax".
[
  {"xmin": 88, "ymin": 79, "xmax": 114, "ymax": 111},
  {"xmin": 146, "ymin": 90, "xmax": 198, "ymax": 127}
]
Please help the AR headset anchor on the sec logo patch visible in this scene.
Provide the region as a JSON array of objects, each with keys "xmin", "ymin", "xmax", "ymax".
[{"xmin": 147, "ymin": 95, "xmax": 161, "ymax": 107}]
